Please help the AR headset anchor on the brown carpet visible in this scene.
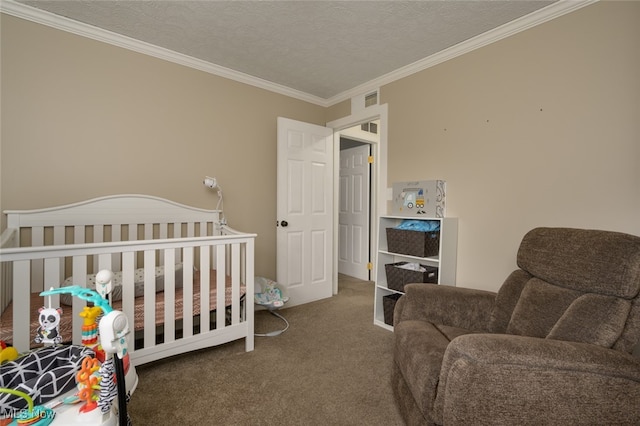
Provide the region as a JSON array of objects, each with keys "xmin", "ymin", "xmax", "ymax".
[{"xmin": 127, "ymin": 275, "xmax": 404, "ymax": 425}]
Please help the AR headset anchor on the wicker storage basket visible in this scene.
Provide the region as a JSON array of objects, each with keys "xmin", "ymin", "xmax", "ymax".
[
  {"xmin": 385, "ymin": 262, "xmax": 438, "ymax": 292},
  {"xmin": 386, "ymin": 228, "xmax": 440, "ymax": 257},
  {"xmin": 383, "ymin": 293, "xmax": 402, "ymax": 326}
]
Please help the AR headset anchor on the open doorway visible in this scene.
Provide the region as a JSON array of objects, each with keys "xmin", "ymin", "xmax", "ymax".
[
  {"xmin": 338, "ymin": 121, "xmax": 378, "ymax": 281},
  {"xmin": 328, "ymin": 103, "xmax": 388, "ymax": 296}
]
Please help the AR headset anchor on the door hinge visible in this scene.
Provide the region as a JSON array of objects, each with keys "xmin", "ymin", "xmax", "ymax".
[
  {"xmin": 368, "ymin": 156, "xmax": 374, "ymax": 164},
  {"xmin": 367, "ymin": 262, "xmax": 373, "ymax": 270}
]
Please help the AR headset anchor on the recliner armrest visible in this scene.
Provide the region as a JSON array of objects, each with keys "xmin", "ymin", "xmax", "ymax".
[
  {"xmin": 436, "ymin": 333, "xmax": 640, "ymax": 425},
  {"xmin": 394, "ymin": 284, "xmax": 497, "ymax": 332}
]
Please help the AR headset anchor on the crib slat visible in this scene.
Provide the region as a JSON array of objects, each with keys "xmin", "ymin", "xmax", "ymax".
[
  {"xmin": 245, "ymin": 238, "xmax": 255, "ymax": 352},
  {"xmin": 182, "ymin": 247, "xmax": 194, "ymax": 338},
  {"xmin": 216, "ymin": 245, "xmax": 226, "ymax": 327},
  {"xmin": 52, "ymin": 226, "xmax": 64, "ymax": 244},
  {"xmin": 92, "ymin": 224, "xmax": 104, "ymax": 273},
  {"xmin": 43, "ymin": 257, "xmax": 61, "ymax": 308},
  {"xmin": 144, "ymin": 224, "xmax": 153, "ymax": 241},
  {"xmin": 121, "ymin": 252, "xmax": 135, "ymax": 339},
  {"xmin": 97, "ymin": 253, "xmax": 112, "ymax": 271},
  {"xmin": 172, "ymin": 222, "xmax": 182, "ymax": 264},
  {"xmin": 13, "ymin": 260, "xmax": 31, "ymax": 352},
  {"xmin": 97, "ymin": 253, "xmax": 112, "ymax": 304},
  {"xmin": 111, "ymin": 225, "xmax": 122, "ymax": 272},
  {"xmin": 71, "ymin": 255, "xmax": 87, "ymax": 345},
  {"xmin": 143, "ymin": 250, "xmax": 156, "ymax": 347},
  {"xmin": 200, "ymin": 245, "xmax": 210, "ymax": 333},
  {"xmin": 128, "ymin": 225, "xmax": 138, "ymax": 270},
  {"xmin": 159, "ymin": 224, "xmax": 167, "ymax": 239},
  {"xmin": 230, "ymin": 242, "xmax": 241, "ymax": 325},
  {"xmin": 30, "ymin": 227, "xmax": 44, "ymax": 293},
  {"xmin": 163, "ymin": 249, "xmax": 176, "ymax": 344},
  {"xmin": 30, "ymin": 227, "xmax": 44, "ymax": 245},
  {"xmin": 95, "ymin": 224, "xmax": 104, "ymax": 242},
  {"xmin": 53, "ymin": 226, "xmax": 65, "ymax": 284},
  {"xmin": 158, "ymin": 224, "xmax": 167, "ymax": 267},
  {"xmin": 74, "ymin": 226, "xmax": 84, "ymax": 244}
]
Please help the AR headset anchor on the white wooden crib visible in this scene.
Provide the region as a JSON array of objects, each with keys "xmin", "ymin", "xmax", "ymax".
[{"xmin": 0, "ymin": 194, "xmax": 255, "ymax": 365}]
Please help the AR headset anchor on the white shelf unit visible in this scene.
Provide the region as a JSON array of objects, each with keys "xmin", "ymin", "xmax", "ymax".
[{"xmin": 373, "ymin": 215, "xmax": 458, "ymax": 330}]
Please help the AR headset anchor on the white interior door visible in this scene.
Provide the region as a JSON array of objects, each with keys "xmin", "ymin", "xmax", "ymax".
[
  {"xmin": 277, "ymin": 117, "xmax": 334, "ymax": 306},
  {"xmin": 338, "ymin": 144, "xmax": 371, "ymax": 280}
]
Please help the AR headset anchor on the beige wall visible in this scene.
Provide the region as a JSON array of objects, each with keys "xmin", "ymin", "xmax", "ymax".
[
  {"xmin": 0, "ymin": 15, "xmax": 326, "ymax": 279},
  {"xmin": 325, "ymin": 99, "xmax": 350, "ymax": 124},
  {"xmin": 2, "ymin": 2, "xmax": 639, "ymax": 293},
  {"xmin": 380, "ymin": 1, "xmax": 640, "ymax": 291}
]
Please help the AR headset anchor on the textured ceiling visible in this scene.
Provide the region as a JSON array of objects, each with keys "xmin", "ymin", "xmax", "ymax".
[{"xmin": 13, "ymin": 0, "xmax": 560, "ymax": 101}]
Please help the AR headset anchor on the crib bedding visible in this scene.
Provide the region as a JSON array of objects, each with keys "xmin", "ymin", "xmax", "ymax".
[
  {"xmin": 0, "ymin": 269, "xmax": 245, "ymax": 347},
  {"xmin": 58, "ymin": 264, "xmax": 185, "ymax": 305}
]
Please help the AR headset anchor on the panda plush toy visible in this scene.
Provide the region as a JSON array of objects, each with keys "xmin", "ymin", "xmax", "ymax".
[{"xmin": 34, "ymin": 306, "xmax": 63, "ymax": 344}]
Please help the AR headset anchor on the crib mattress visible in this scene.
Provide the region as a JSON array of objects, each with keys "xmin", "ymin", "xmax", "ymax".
[{"xmin": 0, "ymin": 270, "xmax": 245, "ymax": 348}]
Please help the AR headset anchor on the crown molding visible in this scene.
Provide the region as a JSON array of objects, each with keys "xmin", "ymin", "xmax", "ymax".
[
  {"xmin": 2, "ymin": 0, "xmax": 597, "ymax": 108},
  {"xmin": 326, "ymin": 0, "xmax": 599, "ymax": 106},
  {"xmin": 0, "ymin": 0, "xmax": 328, "ymax": 106}
]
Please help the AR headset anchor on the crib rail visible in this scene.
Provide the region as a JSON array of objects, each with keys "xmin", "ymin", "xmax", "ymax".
[
  {"xmin": 1, "ymin": 195, "xmax": 224, "ymax": 314},
  {"xmin": 0, "ymin": 233, "xmax": 255, "ymax": 366},
  {"xmin": 1, "ymin": 194, "xmax": 256, "ymax": 365}
]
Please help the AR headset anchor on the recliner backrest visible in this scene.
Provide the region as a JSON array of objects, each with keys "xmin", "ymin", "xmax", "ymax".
[{"xmin": 489, "ymin": 227, "xmax": 640, "ymax": 353}]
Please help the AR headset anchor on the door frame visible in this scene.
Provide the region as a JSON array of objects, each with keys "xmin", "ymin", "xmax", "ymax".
[
  {"xmin": 338, "ymin": 141, "xmax": 372, "ymax": 281},
  {"xmin": 327, "ymin": 103, "xmax": 388, "ymax": 294}
]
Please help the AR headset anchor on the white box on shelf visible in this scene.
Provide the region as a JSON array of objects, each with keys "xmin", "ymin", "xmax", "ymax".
[{"xmin": 391, "ymin": 180, "xmax": 446, "ymax": 217}]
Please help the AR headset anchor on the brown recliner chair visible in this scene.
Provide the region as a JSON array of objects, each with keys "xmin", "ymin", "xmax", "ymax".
[{"xmin": 392, "ymin": 227, "xmax": 640, "ymax": 425}]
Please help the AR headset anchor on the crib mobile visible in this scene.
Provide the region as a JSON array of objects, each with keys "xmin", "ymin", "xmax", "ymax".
[{"xmin": 0, "ymin": 270, "xmax": 133, "ymax": 426}]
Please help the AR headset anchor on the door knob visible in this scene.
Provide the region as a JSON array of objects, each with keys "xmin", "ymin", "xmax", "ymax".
[{"xmin": 281, "ymin": 220, "xmax": 288, "ymax": 227}]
